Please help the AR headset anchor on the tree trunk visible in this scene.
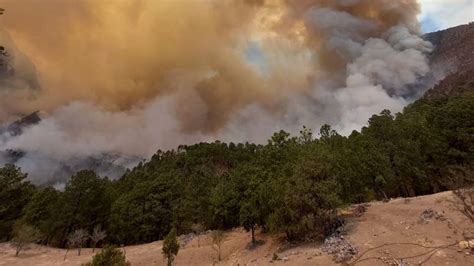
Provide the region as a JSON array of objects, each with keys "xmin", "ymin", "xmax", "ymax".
[
  {"xmin": 431, "ymin": 180, "xmax": 440, "ymax": 193},
  {"xmin": 381, "ymin": 190, "xmax": 388, "ymax": 201},
  {"xmin": 78, "ymin": 247, "xmax": 81, "ymax": 256},
  {"xmin": 62, "ymin": 192, "xmax": 83, "ymax": 248},
  {"xmin": 64, "ymin": 248, "xmax": 69, "ymax": 261},
  {"xmin": 167, "ymin": 257, "xmax": 172, "ymax": 266},
  {"xmin": 405, "ymin": 180, "xmax": 416, "ymax": 197},
  {"xmin": 251, "ymin": 226, "xmax": 256, "ymax": 246},
  {"xmin": 15, "ymin": 243, "xmax": 22, "ymax": 257}
]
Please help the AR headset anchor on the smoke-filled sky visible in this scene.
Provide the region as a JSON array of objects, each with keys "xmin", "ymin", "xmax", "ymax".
[
  {"xmin": 419, "ymin": 0, "xmax": 473, "ymax": 32},
  {"xmin": 0, "ymin": 0, "xmax": 467, "ymax": 184}
]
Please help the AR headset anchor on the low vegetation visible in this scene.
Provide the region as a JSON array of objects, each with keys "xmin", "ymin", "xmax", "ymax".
[
  {"xmin": 91, "ymin": 226, "xmax": 107, "ymax": 253},
  {"xmin": 11, "ymin": 222, "xmax": 41, "ymax": 256},
  {"xmin": 453, "ymin": 187, "xmax": 474, "ymax": 222},
  {"xmin": 68, "ymin": 229, "xmax": 89, "ymax": 256},
  {"xmin": 212, "ymin": 230, "xmax": 226, "ymax": 261},
  {"xmin": 0, "ymin": 89, "xmax": 472, "ymax": 250},
  {"xmin": 85, "ymin": 246, "xmax": 130, "ymax": 266}
]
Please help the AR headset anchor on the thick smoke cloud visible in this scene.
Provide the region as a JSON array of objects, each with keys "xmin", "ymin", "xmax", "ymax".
[{"xmin": 0, "ymin": 0, "xmax": 433, "ymax": 184}]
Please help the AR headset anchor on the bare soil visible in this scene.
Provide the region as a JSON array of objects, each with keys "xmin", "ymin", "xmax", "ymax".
[{"xmin": 1, "ymin": 191, "xmax": 473, "ymax": 265}]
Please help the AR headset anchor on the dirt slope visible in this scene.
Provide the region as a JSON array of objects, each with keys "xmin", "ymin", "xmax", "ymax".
[
  {"xmin": 347, "ymin": 191, "xmax": 473, "ymax": 265},
  {"xmin": 0, "ymin": 191, "xmax": 473, "ymax": 265}
]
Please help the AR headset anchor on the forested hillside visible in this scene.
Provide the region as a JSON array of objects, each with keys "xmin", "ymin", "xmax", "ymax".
[{"xmin": 1, "ymin": 86, "xmax": 472, "ymax": 248}]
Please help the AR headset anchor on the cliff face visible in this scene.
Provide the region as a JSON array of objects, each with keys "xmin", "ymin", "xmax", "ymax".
[{"xmin": 424, "ymin": 23, "xmax": 474, "ymax": 99}]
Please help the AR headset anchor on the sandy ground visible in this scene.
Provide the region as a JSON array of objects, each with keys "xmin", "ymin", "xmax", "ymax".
[{"xmin": 1, "ymin": 191, "xmax": 473, "ymax": 265}]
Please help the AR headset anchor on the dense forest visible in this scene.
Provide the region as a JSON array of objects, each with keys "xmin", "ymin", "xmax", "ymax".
[{"xmin": 1, "ymin": 87, "xmax": 473, "ymax": 248}]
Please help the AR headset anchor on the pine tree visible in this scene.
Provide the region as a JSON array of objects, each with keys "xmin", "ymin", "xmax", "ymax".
[
  {"xmin": 0, "ymin": 164, "xmax": 35, "ymax": 240},
  {"xmin": 162, "ymin": 228, "xmax": 179, "ymax": 266}
]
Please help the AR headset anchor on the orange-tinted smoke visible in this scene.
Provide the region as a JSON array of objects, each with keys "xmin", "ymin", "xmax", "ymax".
[{"xmin": 0, "ymin": 0, "xmax": 421, "ymax": 132}]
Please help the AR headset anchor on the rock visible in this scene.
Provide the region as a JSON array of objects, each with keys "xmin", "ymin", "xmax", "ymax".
[
  {"xmin": 469, "ymin": 240, "xmax": 474, "ymax": 247},
  {"xmin": 418, "ymin": 208, "xmax": 443, "ymax": 224},
  {"xmin": 282, "ymin": 256, "xmax": 289, "ymax": 262},
  {"xmin": 353, "ymin": 204, "xmax": 367, "ymax": 217},
  {"xmin": 322, "ymin": 234, "xmax": 357, "ymax": 263},
  {"xmin": 462, "ymin": 230, "xmax": 474, "ymax": 239},
  {"xmin": 178, "ymin": 233, "xmax": 197, "ymax": 247},
  {"xmin": 459, "ymin": 241, "xmax": 470, "ymax": 249}
]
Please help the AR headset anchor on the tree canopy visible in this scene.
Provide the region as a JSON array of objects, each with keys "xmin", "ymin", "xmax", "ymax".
[{"xmin": 0, "ymin": 88, "xmax": 472, "ymax": 246}]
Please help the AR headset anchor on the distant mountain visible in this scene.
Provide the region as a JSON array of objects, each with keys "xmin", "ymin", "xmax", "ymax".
[
  {"xmin": 0, "ymin": 111, "xmax": 42, "ymax": 137},
  {"xmin": 424, "ymin": 23, "xmax": 474, "ymax": 99},
  {"xmin": 0, "ymin": 111, "xmax": 141, "ymax": 185}
]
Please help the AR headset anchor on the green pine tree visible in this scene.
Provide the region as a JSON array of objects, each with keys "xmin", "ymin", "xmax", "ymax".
[{"xmin": 162, "ymin": 228, "xmax": 180, "ymax": 266}]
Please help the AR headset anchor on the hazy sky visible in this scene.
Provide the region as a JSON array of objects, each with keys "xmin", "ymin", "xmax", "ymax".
[{"xmin": 419, "ymin": 0, "xmax": 473, "ymax": 32}]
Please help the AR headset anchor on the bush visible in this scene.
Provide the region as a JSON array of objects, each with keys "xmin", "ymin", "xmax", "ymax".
[
  {"xmin": 85, "ymin": 246, "xmax": 130, "ymax": 266},
  {"xmin": 212, "ymin": 230, "xmax": 226, "ymax": 261},
  {"xmin": 12, "ymin": 222, "xmax": 41, "ymax": 256},
  {"xmin": 453, "ymin": 187, "xmax": 474, "ymax": 222}
]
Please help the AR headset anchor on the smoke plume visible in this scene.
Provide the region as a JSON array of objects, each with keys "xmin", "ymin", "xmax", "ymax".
[{"xmin": 0, "ymin": 0, "xmax": 433, "ymax": 184}]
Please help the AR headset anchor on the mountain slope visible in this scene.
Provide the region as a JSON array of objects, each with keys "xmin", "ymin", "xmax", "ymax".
[{"xmin": 424, "ymin": 23, "xmax": 474, "ymax": 99}]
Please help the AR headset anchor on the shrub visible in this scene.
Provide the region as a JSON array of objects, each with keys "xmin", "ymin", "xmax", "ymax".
[
  {"xmin": 212, "ymin": 230, "xmax": 226, "ymax": 261},
  {"xmin": 85, "ymin": 246, "xmax": 130, "ymax": 266},
  {"xmin": 12, "ymin": 222, "xmax": 41, "ymax": 256}
]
